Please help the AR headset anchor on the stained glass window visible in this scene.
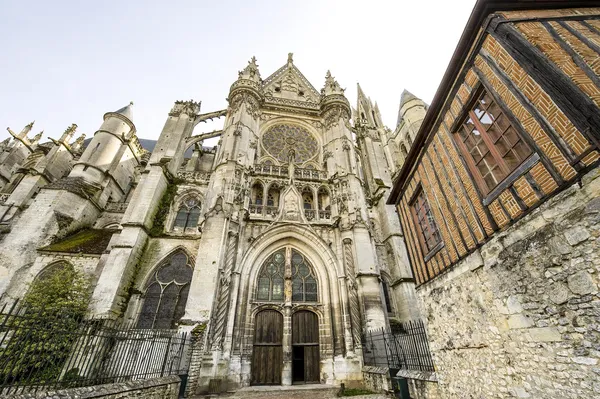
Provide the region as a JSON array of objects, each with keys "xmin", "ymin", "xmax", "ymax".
[
  {"xmin": 291, "ymin": 250, "xmax": 318, "ymax": 302},
  {"xmin": 262, "ymin": 124, "xmax": 319, "ymax": 164},
  {"xmin": 137, "ymin": 251, "xmax": 193, "ymax": 329},
  {"xmin": 256, "ymin": 249, "xmax": 285, "ymax": 301}
]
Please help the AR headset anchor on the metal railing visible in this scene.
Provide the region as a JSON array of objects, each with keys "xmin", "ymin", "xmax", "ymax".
[
  {"xmin": 0, "ymin": 301, "xmax": 190, "ymax": 395},
  {"xmin": 362, "ymin": 320, "xmax": 435, "ymax": 372}
]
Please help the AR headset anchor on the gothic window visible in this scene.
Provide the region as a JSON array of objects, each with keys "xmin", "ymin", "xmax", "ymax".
[
  {"xmin": 174, "ymin": 198, "xmax": 201, "ymax": 230},
  {"xmin": 410, "ymin": 186, "xmax": 442, "ymax": 254},
  {"xmin": 291, "ymin": 250, "xmax": 318, "ymax": 302},
  {"xmin": 137, "ymin": 251, "xmax": 193, "ymax": 329},
  {"xmin": 255, "ymin": 248, "xmax": 318, "ymax": 303},
  {"xmin": 252, "ymin": 183, "xmax": 264, "ymax": 205},
  {"xmin": 256, "ymin": 249, "xmax": 285, "ymax": 301},
  {"xmin": 302, "ymin": 188, "xmax": 313, "ymax": 210},
  {"xmin": 267, "ymin": 186, "xmax": 280, "ymax": 207},
  {"xmin": 35, "ymin": 261, "xmax": 73, "ymax": 282},
  {"xmin": 262, "ymin": 124, "xmax": 319, "ymax": 164},
  {"xmin": 317, "ymin": 187, "xmax": 330, "ymax": 211},
  {"xmin": 454, "ymin": 88, "xmax": 532, "ymax": 195}
]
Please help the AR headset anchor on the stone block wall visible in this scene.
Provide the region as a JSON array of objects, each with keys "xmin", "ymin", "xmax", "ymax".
[
  {"xmin": 8, "ymin": 376, "xmax": 180, "ymax": 399},
  {"xmin": 362, "ymin": 366, "xmax": 392, "ymax": 393},
  {"xmin": 417, "ymin": 168, "xmax": 600, "ymax": 398}
]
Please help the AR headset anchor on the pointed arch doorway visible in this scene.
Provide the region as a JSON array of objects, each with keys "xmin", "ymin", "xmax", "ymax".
[{"xmin": 250, "ymin": 247, "xmax": 321, "ymax": 385}]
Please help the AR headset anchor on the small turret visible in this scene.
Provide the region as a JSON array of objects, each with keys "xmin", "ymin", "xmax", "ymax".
[{"xmin": 72, "ymin": 102, "xmax": 137, "ymax": 185}]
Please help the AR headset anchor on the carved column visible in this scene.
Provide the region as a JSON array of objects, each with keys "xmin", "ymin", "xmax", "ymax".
[
  {"xmin": 211, "ymin": 231, "xmax": 238, "ymax": 350},
  {"xmin": 282, "ymin": 247, "xmax": 293, "ymax": 386},
  {"xmin": 343, "ymin": 238, "xmax": 362, "ymax": 348}
]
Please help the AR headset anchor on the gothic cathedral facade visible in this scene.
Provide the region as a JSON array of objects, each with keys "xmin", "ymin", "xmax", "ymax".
[{"xmin": 0, "ymin": 54, "xmax": 424, "ymax": 391}]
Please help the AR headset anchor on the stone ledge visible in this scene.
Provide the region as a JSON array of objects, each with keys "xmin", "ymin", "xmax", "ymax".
[
  {"xmin": 362, "ymin": 366, "xmax": 389, "ymax": 375},
  {"xmin": 8, "ymin": 375, "xmax": 181, "ymax": 399},
  {"xmin": 395, "ymin": 369, "xmax": 438, "ymax": 382}
]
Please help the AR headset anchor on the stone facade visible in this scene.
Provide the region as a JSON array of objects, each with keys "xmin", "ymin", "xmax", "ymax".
[{"xmin": 0, "ymin": 54, "xmax": 420, "ymax": 393}]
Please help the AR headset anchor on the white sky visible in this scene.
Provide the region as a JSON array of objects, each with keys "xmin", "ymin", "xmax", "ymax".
[{"xmin": 0, "ymin": 0, "xmax": 476, "ymax": 144}]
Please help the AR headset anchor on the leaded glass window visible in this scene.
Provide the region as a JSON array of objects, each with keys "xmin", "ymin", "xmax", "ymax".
[
  {"xmin": 137, "ymin": 251, "xmax": 193, "ymax": 329},
  {"xmin": 174, "ymin": 198, "xmax": 201, "ymax": 230},
  {"xmin": 255, "ymin": 248, "xmax": 318, "ymax": 303},
  {"xmin": 256, "ymin": 249, "xmax": 285, "ymax": 301},
  {"xmin": 291, "ymin": 250, "xmax": 317, "ymax": 302}
]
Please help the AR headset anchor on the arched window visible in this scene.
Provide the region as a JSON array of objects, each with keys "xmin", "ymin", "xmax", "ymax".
[
  {"xmin": 252, "ymin": 182, "xmax": 264, "ymax": 206},
  {"xmin": 255, "ymin": 248, "xmax": 318, "ymax": 303},
  {"xmin": 174, "ymin": 198, "xmax": 201, "ymax": 230},
  {"xmin": 137, "ymin": 251, "xmax": 193, "ymax": 329},
  {"xmin": 35, "ymin": 261, "xmax": 73, "ymax": 282},
  {"xmin": 302, "ymin": 188, "xmax": 313, "ymax": 210},
  {"xmin": 317, "ymin": 187, "xmax": 330, "ymax": 211},
  {"xmin": 256, "ymin": 249, "xmax": 285, "ymax": 301},
  {"xmin": 267, "ymin": 185, "xmax": 280, "ymax": 207},
  {"xmin": 291, "ymin": 250, "xmax": 318, "ymax": 302}
]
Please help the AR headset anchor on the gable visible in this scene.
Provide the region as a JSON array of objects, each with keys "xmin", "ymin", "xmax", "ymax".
[{"xmin": 262, "ymin": 63, "xmax": 321, "ymax": 109}]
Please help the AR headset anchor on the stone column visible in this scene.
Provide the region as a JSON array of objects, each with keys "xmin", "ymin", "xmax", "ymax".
[
  {"xmin": 211, "ymin": 231, "xmax": 239, "ymax": 350},
  {"xmin": 343, "ymin": 238, "xmax": 363, "ymax": 348},
  {"xmin": 282, "ymin": 247, "xmax": 293, "ymax": 386}
]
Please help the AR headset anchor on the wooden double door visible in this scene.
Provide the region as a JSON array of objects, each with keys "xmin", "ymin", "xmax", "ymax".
[{"xmin": 251, "ymin": 310, "xmax": 320, "ymax": 385}]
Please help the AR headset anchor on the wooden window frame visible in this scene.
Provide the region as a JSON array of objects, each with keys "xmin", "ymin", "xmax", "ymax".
[
  {"xmin": 409, "ymin": 185, "xmax": 443, "ymax": 259},
  {"xmin": 452, "ymin": 85, "xmax": 535, "ymax": 201}
]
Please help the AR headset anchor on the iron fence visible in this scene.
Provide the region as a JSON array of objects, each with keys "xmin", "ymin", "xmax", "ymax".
[
  {"xmin": 362, "ymin": 319, "xmax": 435, "ymax": 372},
  {"xmin": 0, "ymin": 301, "xmax": 191, "ymax": 395}
]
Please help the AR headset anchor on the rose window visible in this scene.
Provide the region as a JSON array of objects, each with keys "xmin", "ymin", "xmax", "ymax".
[{"xmin": 262, "ymin": 124, "xmax": 319, "ymax": 164}]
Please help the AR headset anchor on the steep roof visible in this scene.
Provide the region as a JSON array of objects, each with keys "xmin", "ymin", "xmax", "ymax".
[{"xmin": 113, "ymin": 102, "xmax": 134, "ymax": 122}]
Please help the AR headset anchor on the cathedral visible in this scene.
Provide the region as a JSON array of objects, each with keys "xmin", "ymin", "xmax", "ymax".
[{"xmin": 0, "ymin": 53, "xmax": 424, "ymax": 391}]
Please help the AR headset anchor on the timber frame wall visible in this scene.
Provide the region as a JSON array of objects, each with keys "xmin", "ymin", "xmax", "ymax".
[{"xmin": 390, "ymin": 6, "xmax": 600, "ymax": 286}]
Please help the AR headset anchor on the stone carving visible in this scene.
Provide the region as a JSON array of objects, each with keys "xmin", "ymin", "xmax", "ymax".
[
  {"xmin": 229, "ymin": 93, "xmax": 261, "ymax": 119},
  {"xmin": 283, "ymin": 191, "xmax": 300, "ymax": 221},
  {"xmin": 169, "ymin": 100, "xmax": 200, "ymax": 117},
  {"xmin": 343, "ymin": 238, "xmax": 362, "ymax": 348},
  {"xmin": 321, "ymin": 70, "xmax": 345, "ymax": 96},
  {"xmin": 262, "ymin": 124, "xmax": 319, "ymax": 165},
  {"xmin": 211, "ymin": 231, "xmax": 239, "ymax": 350},
  {"xmin": 237, "ymin": 56, "xmax": 261, "ymax": 82}
]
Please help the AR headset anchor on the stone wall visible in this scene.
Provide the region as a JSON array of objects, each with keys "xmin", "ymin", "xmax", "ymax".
[
  {"xmin": 407, "ymin": 379, "xmax": 442, "ymax": 399},
  {"xmin": 7, "ymin": 376, "xmax": 180, "ymax": 399},
  {"xmin": 417, "ymin": 167, "xmax": 600, "ymax": 398},
  {"xmin": 362, "ymin": 366, "xmax": 392, "ymax": 393}
]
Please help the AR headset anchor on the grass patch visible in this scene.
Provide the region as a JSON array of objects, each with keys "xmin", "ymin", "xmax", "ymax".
[{"xmin": 338, "ymin": 388, "xmax": 376, "ymax": 396}]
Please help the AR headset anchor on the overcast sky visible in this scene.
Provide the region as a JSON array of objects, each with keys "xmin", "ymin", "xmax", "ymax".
[{"xmin": 0, "ymin": 0, "xmax": 476, "ymax": 144}]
